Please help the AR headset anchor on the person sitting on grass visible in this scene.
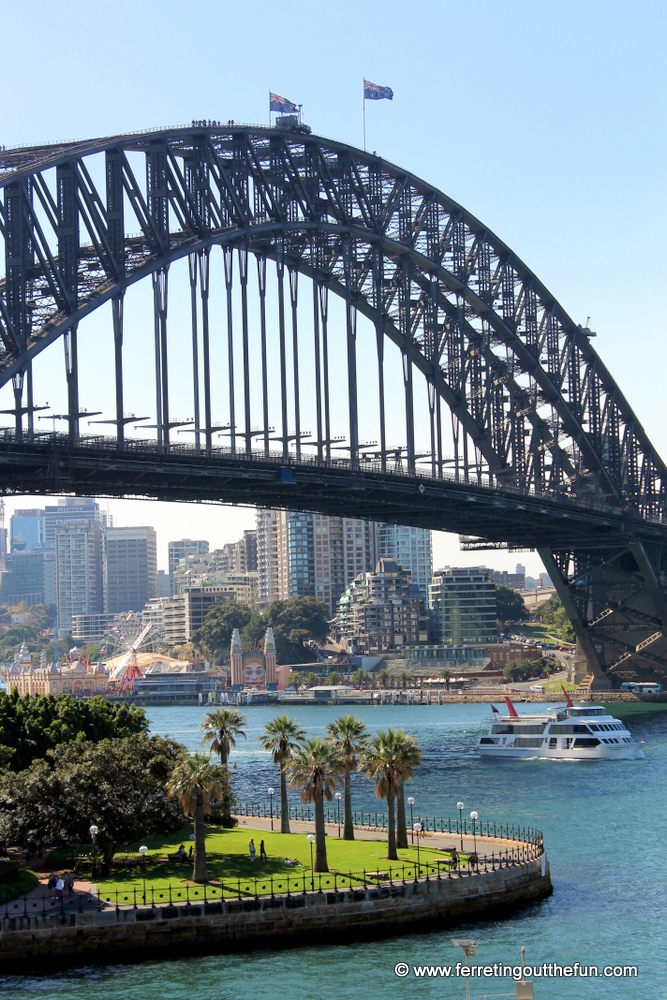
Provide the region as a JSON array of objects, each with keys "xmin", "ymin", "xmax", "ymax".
[{"xmin": 176, "ymin": 844, "xmax": 186, "ymax": 861}]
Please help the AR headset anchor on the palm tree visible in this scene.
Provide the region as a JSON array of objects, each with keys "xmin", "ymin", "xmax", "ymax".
[
  {"xmin": 360, "ymin": 728, "xmax": 406, "ymax": 861},
  {"xmin": 399, "ymin": 670, "xmax": 410, "ymax": 690},
  {"xmin": 353, "ymin": 668, "xmax": 366, "ymax": 689},
  {"xmin": 200, "ymin": 708, "xmax": 247, "ymax": 766},
  {"xmin": 440, "ymin": 668, "xmax": 452, "ymax": 691},
  {"xmin": 259, "ymin": 715, "xmax": 306, "ymax": 833},
  {"xmin": 377, "ymin": 668, "xmax": 389, "ymax": 688},
  {"xmin": 326, "ymin": 715, "xmax": 367, "ymax": 840},
  {"xmin": 305, "ymin": 671, "xmax": 320, "ymax": 688},
  {"xmin": 166, "ymin": 754, "xmax": 227, "ymax": 883},
  {"xmin": 393, "ymin": 731, "xmax": 423, "ymax": 849},
  {"xmin": 287, "ymin": 738, "xmax": 343, "ymax": 872}
]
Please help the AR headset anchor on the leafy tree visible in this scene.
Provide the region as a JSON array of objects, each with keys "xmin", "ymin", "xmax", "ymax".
[
  {"xmin": 393, "ymin": 732, "xmax": 423, "ymax": 849},
  {"xmin": 495, "ymin": 585, "xmax": 529, "ymax": 624},
  {"xmin": 361, "ymin": 728, "xmax": 409, "ymax": 861},
  {"xmin": 0, "ymin": 691, "xmax": 148, "ymax": 772},
  {"xmin": 241, "ymin": 597, "xmax": 331, "ymax": 664},
  {"xmin": 503, "ymin": 656, "xmax": 553, "ymax": 683},
  {"xmin": 191, "ymin": 603, "xmax": 253, "ymax": 662},
  {"xmin": 0, "ymin": 735, "xmax": 185, "ymax": 862},
  {"xmin": 325, "ymin": 715, "xmax": 367, "ymax": 840},
  {"xmin": 258, "ymin": 715, "xmax": 306, "ymax": 833},
  {"xmin": 166, "ymin": 753, "xmax": 227, "ymax": 882},
  {"xmin": 287, "ymin": 738, "xmax": 344, "ymax": 873}
]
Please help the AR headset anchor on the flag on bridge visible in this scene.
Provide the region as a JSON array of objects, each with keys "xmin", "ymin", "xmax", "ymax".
[
  {"xmin": 363, "ymin": 79, "xmax": 393, "ymax": 101},
  {"xmin": 270, "ymin": 92, "xmax": 298, "ymax": 113}
]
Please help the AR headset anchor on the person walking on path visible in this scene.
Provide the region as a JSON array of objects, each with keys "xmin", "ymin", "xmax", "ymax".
[
  {"xmin": 55, "ymin": 876, "xmax": 64, "ymax": 902},
  {"xmin": 420, "ymin": 819, "xmax": 425, "ymax": 837},
  {"xmin": 259, "ymin": 840, "xmax": 267, "ymax": 860},
  {"xmin": 249, "ymin": 839, "xmax": 256, "ymax": 862},
  {"xmin": 64, "ymin": 873, "xmax": 74, "ymax": 897},
  {"xmin": 48, "ymin": 872, "xmax": 57, "ymax": 902}
]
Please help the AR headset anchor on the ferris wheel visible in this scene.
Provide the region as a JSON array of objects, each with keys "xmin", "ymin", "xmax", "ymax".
[{"xmin": 104, "ymin": 612, "xmax": 156, "ymax": 689}]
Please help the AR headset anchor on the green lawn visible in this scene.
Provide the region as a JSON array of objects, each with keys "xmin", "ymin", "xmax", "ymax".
[{"xmin": 95, "ymin": 825, "xmax": 468, "ymax": 904}]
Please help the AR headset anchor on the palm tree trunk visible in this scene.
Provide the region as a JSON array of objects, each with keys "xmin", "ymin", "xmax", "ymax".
[
  {"xmin": 279, "ymin": 764, "xmax": 291, "ymax": 833},
  {"xmin": 343, "ymin": 768, "xmax": 354, "ymax": 840},
  {"xmin": 193, "ymin": 797, "xmax": 208, "ymax": 882},
  {"xmin": 396, "ymin": 782, "xmax": 408, "ymax": 849},
  {"xmin": 314, "ymin": 794, "xmax": 329, "ymax": 872},
  {"xmin": 386, "ymin": 789, "xmax": 397, "ymax": 861}
]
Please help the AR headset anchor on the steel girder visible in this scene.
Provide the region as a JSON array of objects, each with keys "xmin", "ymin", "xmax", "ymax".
[{"xmin": 1, "ymin": 124, "xmax": 667, "ymax": 680}]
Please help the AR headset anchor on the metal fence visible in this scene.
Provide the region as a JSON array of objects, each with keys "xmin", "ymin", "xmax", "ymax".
[
  {"xmin": 2, "ymin": 843, "xmax": 544, "ymax": 921},
  {"xmin": 237, "ymin": 805, "xmax": 544, "ymax": 847}
]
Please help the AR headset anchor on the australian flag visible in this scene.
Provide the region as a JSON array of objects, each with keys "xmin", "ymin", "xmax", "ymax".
[
  {"xmin": 364, "ymin": 79, "xmax": 393, "ymax": 101},
  {"xmin": 270, "ymin": 92, "xmax": 298, "ymax": 113}
]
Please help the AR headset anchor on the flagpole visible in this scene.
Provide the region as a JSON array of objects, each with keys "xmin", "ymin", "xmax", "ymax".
[{"xmin": 362, "ymin": 80, "xmax": 366, "ymax": 151}]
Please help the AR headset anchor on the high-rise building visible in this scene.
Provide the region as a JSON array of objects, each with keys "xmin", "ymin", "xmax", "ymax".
[
  {"xmin": 334, "ymin": 557, "xmax": 429, "ymax": 654},
  {"xmin": 104, "ymin": 526, "xmax": 158, "ymax": 614},
  {"xmin": 374, "ymin": 523, "xmax": 432, "ymax": 598},
  {"xmin": 44, "ymin": 498, "xmax": 101, "ymax": 545},
  {"xmin": 256, "ymin": 510, "xmax": 289, "ymax": 610},
  {"xmin": 0, "ymin": 551, "xmax": 45, "ymax": 606},
  {"xmin": 257, "ymin": 509, "xmax": 377, "ymax": 616},
  {"xmin": 157, "ymin": 570, "xmax": 171, "ymax": 597},
  {"xmin": 167, "ymin": 539, "xmax": 209, "ymax": 594},
  {"xmin": 10, "ymin": 509, "xmax": 45, "ymax": 552},
  {"xmin": 429, "ymin": 566, "xmax": 498, "ymax": 644},
  {"xmin": 55, "ymin": 518, "xmax": 104, "ymax": 633}
]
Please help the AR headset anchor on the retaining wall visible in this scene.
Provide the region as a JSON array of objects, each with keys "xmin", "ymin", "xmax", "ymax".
[{"xmin": 0, "ymin": 857, "xmax": 551, "ymax": 972}]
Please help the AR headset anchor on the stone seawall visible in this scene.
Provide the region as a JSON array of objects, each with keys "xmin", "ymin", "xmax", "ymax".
[{"xmin": 0, "ymin": 858, "xmax": 551, "ymax": 972}]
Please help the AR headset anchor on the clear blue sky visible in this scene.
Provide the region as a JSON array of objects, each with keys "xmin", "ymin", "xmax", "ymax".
[{"xmin": 1, "ymin": 0, "xmax": 665, "ymax": 574}]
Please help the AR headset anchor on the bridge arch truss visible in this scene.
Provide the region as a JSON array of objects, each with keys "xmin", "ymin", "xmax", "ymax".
[{"xmin": 1, "ymin": 123, "xmax": 667, "ymax": 683}]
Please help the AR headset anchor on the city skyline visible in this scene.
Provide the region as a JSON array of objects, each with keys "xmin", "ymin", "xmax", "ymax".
[{"xmin": 0, "ymin": 493, "xmax": 549, "ymax": 579}]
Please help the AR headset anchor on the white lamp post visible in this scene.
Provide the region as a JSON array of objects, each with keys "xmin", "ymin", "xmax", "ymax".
[
  {"xmin": 139, "ymin": 845, "xmax": 148, "ymax": 903},
  {"xmin": 469, "ymin": 811, "xmax": 479, "ymax": 857},
  {"xmin": 407, "ymin": 797, "xmax": 415, "ymax": 843},
  {"xmin": 452, "ymin": 939, "xmax": 477, "ymax": 1000},
  {"xmin": 307, "ymin": 833, "xmax": 316, "ymax": 888},
  {"xmin": 456, "ymin": 801, "xmax": 464, "ymax": 851},
  {"xmin": 413, "ymin": 822, "xmax": 421, "ymax": 873},
  {"xmin": 335, "ymin": 791, "xmax": 342, "ymax": 837},
  {"xmin": 268, "ymin": 787, "xmax": 275, "ymax": 831},
  {"xmin": 89, "ymin": 824, "xmax": 99, "ymax": 879}
]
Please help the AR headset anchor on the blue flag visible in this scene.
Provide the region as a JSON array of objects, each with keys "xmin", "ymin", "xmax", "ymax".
[
  {"xmin": 364, "ymin": 79, "xmax": 393, "ymax": 101},
  {"xmin": 270, "ymin": 92, "xmax": 298, "ymax": 113}
]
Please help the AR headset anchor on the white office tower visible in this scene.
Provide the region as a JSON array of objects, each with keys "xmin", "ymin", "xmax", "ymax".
[
  {"xmin": 374, "ymin": 522, "xmax": 433, "ymax": 598},
  {"xmin": 256, "ymin": 509, "xmax": 289, "ymax": 610},
  {"xmin": 55, "ymin": 518, "xmax": 104, "ymax": 633}
]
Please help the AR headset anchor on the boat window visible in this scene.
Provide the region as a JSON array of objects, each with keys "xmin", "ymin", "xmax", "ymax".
[
  {"xmin": 513, "ymin": 737, "xmax": 545, "ymax": 748},
  {"xmin": 573, "ymin": 738, "xmax": 600, "ymax": 748},
  {"xmin": 479, "ymin": 737, "xmax": 500, "ymax": 744},
  {"xmin": 491, "ymin": 725, "xmax": 515, "ymax": 734},
  {"xmin": 548, "ymin": 724, "xmax": 592, "ymax": 735}
]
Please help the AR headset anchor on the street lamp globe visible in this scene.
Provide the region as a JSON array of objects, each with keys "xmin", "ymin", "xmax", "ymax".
[
  {"xmin": 307, "ymin": 834, "xmax": 316, "ymax": 844},
  {"xmin": 139, "ymin": 845, "xmax": 148, "ymax": 857},
  {"xmin": 335, "ymin": 792, "xmax": 341, "ymax": 801},
  {"xmin": 267, "ymin": 787, "xmax": 275, "ymax": 796},
  {"xmin": 456, "ymin": 802, "xmax": 464, "ymax": 811},
  {"xmin": 413, "ymin": 822, "xmax": 421, "ymax": 835},
  {"xmin": 470, "ymin": 811, "xmax": 478, "ymax": 821},
  {"xmin": 89, "ymin": 824, "xmax": 99, "ymax": 837},
  {"xmin": 408, "ymin": 796, "xmax": 415, "ymax": 806}
]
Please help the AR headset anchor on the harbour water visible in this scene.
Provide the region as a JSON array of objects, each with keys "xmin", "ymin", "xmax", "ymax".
[{"xmin": 3, "ymin": 701, "xmax": 665, "ymax": 999}]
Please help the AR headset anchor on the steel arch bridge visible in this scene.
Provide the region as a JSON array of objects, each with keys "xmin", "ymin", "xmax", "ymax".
[{"xmin": 1, "ymin": 121, "xmax": 666, "ymax": 685}]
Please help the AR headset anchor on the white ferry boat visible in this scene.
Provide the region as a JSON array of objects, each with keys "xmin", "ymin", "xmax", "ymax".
[{"xmin": 478, "ymin": 692, "xmax": 644, "ymax": 760}]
